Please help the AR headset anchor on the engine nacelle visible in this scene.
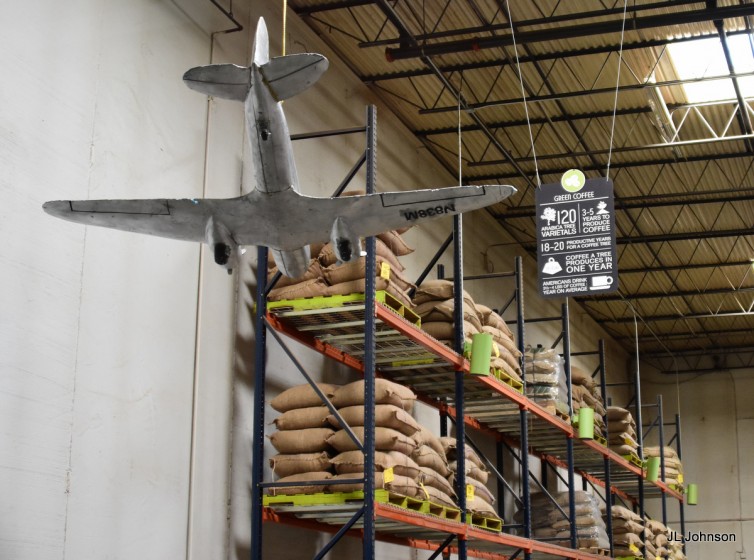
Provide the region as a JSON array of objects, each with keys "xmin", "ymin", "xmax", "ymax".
[
  {"xmin": 206, "ymin": 216, "xmax": 238, "ymax": 274},
  {"xmin": 330, "ymin": 217, "xmax": 362, "ymax": 263}
]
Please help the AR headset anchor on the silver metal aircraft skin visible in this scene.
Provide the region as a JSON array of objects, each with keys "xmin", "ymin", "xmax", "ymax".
[{"xmin": 43, "ymin": 18, "xmax": 516, "ymax": 277}]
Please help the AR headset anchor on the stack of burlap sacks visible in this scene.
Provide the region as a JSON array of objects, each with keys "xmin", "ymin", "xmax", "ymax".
[
  {"xmin": 607, "ymin": 506, "xmax": 685, "ymax": 560},
  {"xmin": 414, "ymin": 279, "xmax": 522, "ymax": 383},
  {"xmin": 266, "ymin": 230, "xmax": 415, "ymax": 309},
  {"xmin": 516, "ymin": 491, "xmax": 610, "ymax": 549},
  {"xmin": 607, "ymin": 406, "xmax": 639, "ymax": 458},
  {"xmin": 267, "ymin": 382, "xmax": 341, "ymax": 494},
  {"xmin": 644, "ymin": 446, "xmax": 684, "ymax": 487},
  {"xmin": 524, "ymin": 346, "xmax": 569, "ymax": 416},
  {"xmin": 267, "ymin": 379, "xmax": 502, "ymax": 521},
  {"xmin": 570, "ymin": 366, "xmax": 606, "ymax": 438},
  {"xmin": 267, "ymin": 379, "xmax": 424, "ymax": 496},
  {"xmin": 440, "ymin": 437, "xmax": 500, "ymax": 520}
]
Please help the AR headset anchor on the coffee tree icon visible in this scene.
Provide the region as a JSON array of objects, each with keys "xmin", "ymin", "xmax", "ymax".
[{"xmin": 541, "ymin": 206, "xmax": 556, "ymax": 225}]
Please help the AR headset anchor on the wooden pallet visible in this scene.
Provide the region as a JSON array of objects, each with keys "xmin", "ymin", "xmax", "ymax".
[
  {"xmin": 264, "ymin": 489, "xmax": 462, "ymax": 522},
  {"xmin": 492, "ymin": 368, "xmax": 525, "ymax": 393},
  {"xmin": 267, "ymin": 290, "xmax": 421, "ymax": 326},
  {"xmin": 467, "ymin": 511, "xmax": 503, "ymax": 532},
  {"xmin": 621, "ymin": 451, "xmax": 645, "ymax": 468}
]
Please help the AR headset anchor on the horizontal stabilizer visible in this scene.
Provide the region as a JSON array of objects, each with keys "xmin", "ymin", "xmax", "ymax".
[
  {"xmin": 183, "ymin": 64, "xmax": 251, "ymax": 101},
  {"xmin": 260, "ymin": 54, "xmax": 328, "ymax": 101}
]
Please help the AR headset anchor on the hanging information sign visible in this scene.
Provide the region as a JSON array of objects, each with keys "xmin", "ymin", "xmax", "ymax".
[{"xmin": 535, "ymin": 170, "xmax": 618, "ymax": 298}]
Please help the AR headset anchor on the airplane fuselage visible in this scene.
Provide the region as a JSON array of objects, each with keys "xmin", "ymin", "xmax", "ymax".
[
  {"xmin": 246, "ymin": 64, "xmax": 298, "ymax": 196},
  {"xmin": 244, "ymin": 62, "xmax": 311, "ymax": 276}
]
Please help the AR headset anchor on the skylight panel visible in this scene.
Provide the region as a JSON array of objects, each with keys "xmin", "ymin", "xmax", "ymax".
[{"xmin": 667, "ymin": 35, "xmax": 754, "ymax": 103}]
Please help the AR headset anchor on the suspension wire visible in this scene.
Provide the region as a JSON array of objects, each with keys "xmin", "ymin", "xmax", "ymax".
[
  {"xmin": 503, "ymin": 0, "xmax": 540, "ymax": 187},
  {"xmin": 282, "ymin": 0, "xmax": 288, "ymax": 55},
  {"xmin": 606, "ymin": 0, "xmax": 629, "ymax": 180},
  {"xmin": 458, "ymin": 76, "xmax": 463, "ymax": 186}
]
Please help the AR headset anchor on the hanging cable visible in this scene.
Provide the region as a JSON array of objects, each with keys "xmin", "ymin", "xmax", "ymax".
[
  {"xmin": 282, "ymin": 0, "xmax": 288, "ymax": 56},
  {"xmin": 503, "ymin": 0, "xmax": 540, "ymax": 187},
  {"xmin": 458, "ymin": 78, "xmax": 463, "ymax": 186},
  {"xmin": 606, "ymin": 0, "xmax": 629, "ymax": 180}
]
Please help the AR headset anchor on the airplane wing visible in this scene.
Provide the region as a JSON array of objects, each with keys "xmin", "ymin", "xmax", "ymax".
[
  {"xmin": 42, "ymin": 198, "xmax": 213, "ymax": 242},
  {"xmin": 290, "ymin": 184, "xmax": 516, "ymax": 241}
]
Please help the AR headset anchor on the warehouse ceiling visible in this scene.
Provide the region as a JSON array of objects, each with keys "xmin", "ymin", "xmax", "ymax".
[{"xmin": 289, "ymin": 0, "xmax": 754, "ymax": 373}]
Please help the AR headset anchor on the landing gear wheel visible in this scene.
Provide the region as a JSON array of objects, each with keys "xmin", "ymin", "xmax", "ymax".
[{"xmin": 214, "ymin": 243, "xmax": 231, "ymax": 266}]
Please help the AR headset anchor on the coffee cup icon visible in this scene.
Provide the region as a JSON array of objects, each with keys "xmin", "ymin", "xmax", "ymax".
[{"xmin": 590, "ymin": 275, "xmax": 614, "ymax": 290}]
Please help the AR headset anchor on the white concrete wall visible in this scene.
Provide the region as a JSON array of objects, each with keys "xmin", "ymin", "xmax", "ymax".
[
  {"xmin": 1, "ymin": 2, "xmax": 660, "ymax": 559},
  {"xmin": 643, "ymin": 369, "xmax": 753, "ymax": 560},
  {"xmin": 1, "ymin": 1, "xmax": 243, "ymax": 558}
]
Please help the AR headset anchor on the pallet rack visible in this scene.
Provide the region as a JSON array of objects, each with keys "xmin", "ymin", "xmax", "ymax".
[{"xmin": 250, "ymin": 106, "xmax": 685, "ymax": 560}]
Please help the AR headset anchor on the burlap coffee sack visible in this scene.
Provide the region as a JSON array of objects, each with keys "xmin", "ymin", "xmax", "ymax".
[
  {"xmin": 266, "ymin": 471, "xmax": 333, "ymax": 496},
  {"xmin": 269, "ymin": 452, "xmax": 332, "ymax": 478},
  {"xmin": 270, "ymin": 383, "xmax": 340, "ymax": 413},
  {"xmin": 326, "ymin": 277, "xmax": 413, "ymax": 309},
  {"xmin": 414, "ymin": 299, "xmax": 483, "ymax": 332},
  {"xmin": 269, "ymin": 428, "xmax": 335, "ymax": 454},
  {"xmin": 413, "ymin": 279, "xmax": 476, "ymax": 306},
  {"xmin": 326, "ymin": 404, "xmax": 420, "ymax": 437},
  {"xmin": 268, "ymin": 277, "xmax": 330, "ymax": 301},
  {"xmin": 440, "ymin": 437, "xmax": 484, "ymax": 469},
  {"xmin": 467, "ymin": 495, "xmax": 501, "ymax": 518},
  {"xmin": 267, "ymin": 259, "xmax": 323, "ymax": 289},
  {"xmin": 322, "ymin": 257, "xmax": 415, "ymax": 292},
  {"xmin": 412, "ymin": 445, "xmax": 451, "ymax": 477},
  {"xmin": 330, "ymin": 450, "xmax": 421, "ymax": 481},
  {"xmin": 328, "ymin": 471, "xmax": 420, "ymax": 498},
  {"xmin": 475, "ymin": 304, "xmax": 514, "ymax": 337},
  {"xmin": 327, "ymin": 426, "xmax": 417, "ymax": 455},
  {"xmin": 331, "ymin": 378, "xmax": 416, "ymax": 413},
  {"xmin": 319, "ymin": 238, "xmax": 404, "ymax": 272},
  {"xmin": 467, "ymin": 477, "xmax": 495, "ymax": 506},
  {"xmin": 273, "ymin": 406, "xmax": 330, "ymax": 430},
  {"xmin": 410, "ymin": 425, "xmax": 446, "ymax": 457},
  {"xmin": 421, "ymin": 320, "xmax": 480, "ymax": 341},
  {"xmin": 422, "ymin": 485, "xmax": 458, "ymax": 509},
  {"xmin": 418, "ymin": 465, "xmax": 457, "ymax": 498}
]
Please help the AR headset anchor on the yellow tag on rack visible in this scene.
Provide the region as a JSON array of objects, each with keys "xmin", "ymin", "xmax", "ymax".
[
  {"xmin": 466, "ymin": 484, "xmax": 475, "ymax": 500},
  {"xmin": 383, "ymin": 467, "xmax": 394, "ymax": 484},
  {"xmin": 678, "ymin": 473, "xmax": 684, "ymax": 483},
  {"xmin": 629, "ymin": 544, "xmax": 640, "ymax": 554},
  {"xmin": 493, "ymin": 342, "xmax": 500, "ymax": 358},
  {"xmin": 623, "ymin": 436, "xmax": 633, "ymax": 446},
  {"xmin": 419, "ymin": 481, "xmax": 430, "ymax": 500},
  {"xmin": 380, "ymin": 262, "xmax": 391, "ymax": 280}
]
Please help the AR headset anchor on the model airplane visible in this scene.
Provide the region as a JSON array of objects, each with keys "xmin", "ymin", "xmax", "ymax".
[{"xmin": 43, "ymin": 18, "xmax": 516, "ymax": 277}]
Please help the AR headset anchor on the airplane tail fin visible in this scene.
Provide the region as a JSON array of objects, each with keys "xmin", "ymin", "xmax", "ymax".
[
  {"xmin": 253, "ymin": 17, "xmax": 270, "ymax": 67},
  {"xmin": 182, "ymin": 64, "xmax": 251, "ymax": 101},
  {"xmin": 259, "ymin": 54, "xmax": 329, "ymax": 101},
  {"xmin": 182, "ymin": 17, "xmax": 327, "ymax": 102}
]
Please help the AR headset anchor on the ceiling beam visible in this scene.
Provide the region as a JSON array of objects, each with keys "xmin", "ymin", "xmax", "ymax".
[
  {"xmin": 659, "ymin": 365, "xmax": 754, "ymax": 374},
  {"xmin": 416, "ymin": 108, "xmax": 651, "ymax": 136},
  {"xmin": 472, "ymin": 150, "xmax": 751, "ymax": 180},
  {"xmin": 420, "ymin": 71, "xmax": 754, "ymax": 115},
  {"xmin": 577, "ymin": 285, "xmax": 754, "ymax": 303},
  {"xmin": 615, "ymin": 327, "xmax": 753, "ymax": 341},
  {"xmin": 363, "ymin": 29, "xmax": 752, "ymax": 83},
  {"xmin": 599, "ymin": 310, "xmax": 754, "ymax": 324},
  {"xmin": 643, "ymin": 345, "xmax": 754, "ymax": 358},
  {"xmin": 362, "ymin": 1, "xmax": 703, "ymax": 46},
  {"xmin": 383, "ymin": 4, "xmax": 754, "ymax": 61},
  {"xmin": 494, "ymin": 188, "xmax": 754, "ymax": 219},
  {"xmin": 294, "ymin": 0, "xmax": 373, "ymax": 15},
  {"xmin": 619, "ymin": 260, "xmax": 754, "ymax": 275}
]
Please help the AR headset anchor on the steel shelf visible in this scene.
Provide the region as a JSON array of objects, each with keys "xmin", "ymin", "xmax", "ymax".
[
  {"xmin": 263, "ymin": 502, "xmax": 614, "ymax": 560},
  {"xmin": 266, "ymin": 300, "xmax": 684, "ymax": 505}
]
